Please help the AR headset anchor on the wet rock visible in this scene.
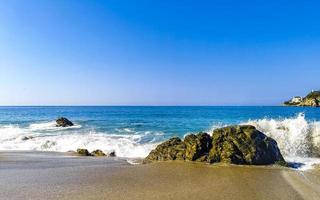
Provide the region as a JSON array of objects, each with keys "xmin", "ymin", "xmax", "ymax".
[
  {"xmin": 21, "ymin": 136, "xmax": 34, "ymax": 141},
  {"xmin": 208, "ymin": 125, "xmax": 285, "ymax": 165},
  {"xmin": 77, "ymin": 148, "xmax": 92, "ymax": 156},
  {"xmin": 109, "ymin": 151, "xmax": 116, "ymax": 157},
  {"xmin": 144, "ymin": 125, "xmax": 286, "ymax": 166},
  {"xmin": 56, "ymin": 117, "xmax": 74, "ymax": 127},
  {"xmin": 184, "ymin": 132, "xmax": 212, "ymax": 161},
  {"xmin": 91, "ymin": 149, "xmax": 106, "ymax": 156},
  {"xmin": 76, "ymin": 149, "xmax": 116, "ymax": 157},
  {"xmin": 144, "ymin": 137, "xmax": 186, "ymax": 163}
]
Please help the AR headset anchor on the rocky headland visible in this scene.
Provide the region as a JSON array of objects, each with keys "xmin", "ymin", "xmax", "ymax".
[
  {"xmin": 283, "ymin": 90, "xmax": 320, "ymax": 107},
  {"xmin": 144, "ymin": 125, "xmax": 286, "ymax": 166}
]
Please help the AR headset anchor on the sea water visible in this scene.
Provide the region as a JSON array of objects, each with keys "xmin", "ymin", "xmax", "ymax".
[{"xmin": 0, "ymin": 106, "xmax": 319, "ymax": 169}]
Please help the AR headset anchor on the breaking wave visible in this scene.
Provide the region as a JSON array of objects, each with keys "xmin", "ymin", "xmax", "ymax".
[
  {"xmin": 1, "ymin": 114, "xmax": 320, "ymax": 169},
  {"xmin": 243, "ymin": 113, "xmax": 320, "ymax": 170},
  {"xmin": 29, "ymin": 121, "xmax": 82, "ymax": 131},
  {"xmin": 0, "ymin": 121, "xmax": 159, "ymax": 158},
  {"xmin": 243, "ymin": 113, "xmax": 320, "ymax": 157}
]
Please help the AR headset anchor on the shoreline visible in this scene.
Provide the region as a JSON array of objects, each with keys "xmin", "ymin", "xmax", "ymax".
[{"xmin": 1, "ymin": 151, "xmax": 319, "ymax": 200}]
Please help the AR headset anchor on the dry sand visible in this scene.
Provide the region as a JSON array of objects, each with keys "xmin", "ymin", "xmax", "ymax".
[{"xmin": 0, "ymin": 151, "xmax": 319, "ymax": 200}]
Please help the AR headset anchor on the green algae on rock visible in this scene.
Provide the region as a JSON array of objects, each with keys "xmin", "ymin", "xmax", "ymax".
[
  {"xmin": 208, "ymin": 125, "xmax": 285, "ymax": 165},
  {"xmin": 91, "ymin": 149, "xmax": 106, "ymax": 156},
  {"xmin": 144, "ymin": 125, "xmax": 286, "ymax": 165},
  {"xmin": 77, "ymin": 148, "xmax": 92, "ymax": 156},
  {"xmin": 184, "ymin": 132, "xmax": 212, "ymax": 161},
  {"xmin": 144, "ymin": 137, "xmax": 186, "ymax": 162},
  {"xmin": 76, "ymin": 149, "xmax": 115, "ymax": 157}
]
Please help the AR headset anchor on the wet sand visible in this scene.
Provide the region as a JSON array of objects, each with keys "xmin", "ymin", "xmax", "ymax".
[{"xmin": 0, "ymin": 151, "xmax": 319, "ymax": 200}]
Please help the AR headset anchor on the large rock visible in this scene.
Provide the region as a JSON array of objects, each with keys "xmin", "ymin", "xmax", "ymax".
[
  {"xmin": 144, "ymin": 137, "xmax": 186, "ymax": 162},
  {"xmin": 184, "ymin": 132, "xmax": 212, "ymax": 161},
  {"xmin": 144, "ymin": 125, "xmax": 286, "ymax": 166},
  {"xmin": 208, "ymin": 125, "xmax": 285, "ymax": 165},
  {"xmin": 284, "ymin": 91, "xmax": 320, "ymax": 107},
  {"xmin": 56, "ymin": 117, "xmax": 74, "ymax": 127}
]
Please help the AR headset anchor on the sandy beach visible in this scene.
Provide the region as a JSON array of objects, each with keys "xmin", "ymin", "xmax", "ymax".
[
  {"xmin": 2, "ymin": 0, "xmax": 320, "ymax": 199},
  {"xmin": 0, "ymin": 151, "xmax": 319, "ymax": 200}
]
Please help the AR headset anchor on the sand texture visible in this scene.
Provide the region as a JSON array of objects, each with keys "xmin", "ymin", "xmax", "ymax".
[{"xmin": 0, "ymin": 151, "xmax": 319, "ymax": 200}]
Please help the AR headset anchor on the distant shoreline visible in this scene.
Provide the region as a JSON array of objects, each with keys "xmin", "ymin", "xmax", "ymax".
[{"xmin": 0, "ymin": 105, "xmax": 307, "ymax": 107}]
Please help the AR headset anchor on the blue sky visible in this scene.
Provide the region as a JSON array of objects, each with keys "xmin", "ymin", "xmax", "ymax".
[{"xmin": 0, "ymin": 0, "xmax": 320, "ymax": 105}]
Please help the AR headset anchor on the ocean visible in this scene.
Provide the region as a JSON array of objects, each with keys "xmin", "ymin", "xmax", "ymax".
[{"xmin": 0, "ymin": 106, "xmax": 319, "ymax": 169}]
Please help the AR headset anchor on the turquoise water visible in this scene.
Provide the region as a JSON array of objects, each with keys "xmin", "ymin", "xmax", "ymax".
[
  {"xmin": 1, "ymin": 106, "xmax": 319, "ymax": 135},
  {"xmin": 0, "ymin": 106, "xmax": 320, "ymax": 168}
]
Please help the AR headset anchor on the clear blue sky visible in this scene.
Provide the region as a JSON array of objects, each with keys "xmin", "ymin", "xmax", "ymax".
[{"xmin": 0, "ymin": 0, "xmax": 319, "ymax": 105}]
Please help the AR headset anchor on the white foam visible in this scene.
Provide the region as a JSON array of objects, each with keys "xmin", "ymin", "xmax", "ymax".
[
  {"xmin": 1, "ymin": 114, "xmax": 320, "ymax": 169},
  {"xmin": 0, "ymin": 125, "xmax": 27, "ymax": 141},
  {"xmin": 242, "ymin": 113, "xmax": 320, "ymax": 170},
  {"xmin": 29, "ymin": 121, "xmax": 81, "ymax": 131},
  {"xmin": 285, "ymin": 156, "xmax": 320, "ymax": 171},
  {"xmin": 0, "ymin": 123, "xmax": 158, "ymax": 158}
]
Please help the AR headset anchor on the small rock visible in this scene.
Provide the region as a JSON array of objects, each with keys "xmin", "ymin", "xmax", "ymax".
[
  {"xmin": 56, "ymin": 117, "xmax": 74, "ymax": 127},
  {"xmin": 21, "ymin": 136, "xmax": 34, "ymax": 141},
  {"xmin": 77, "ymin": 148, "xmax": 92, "ymax": 156},
  {"xmin": 109, "ymin": 151, "xmax": 116, "ymax": 157},
  {"xmin": 91, "ymin": 149, "xmax": 106, "ymax": 156}
]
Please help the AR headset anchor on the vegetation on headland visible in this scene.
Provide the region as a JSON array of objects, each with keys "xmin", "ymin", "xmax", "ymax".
[{"xmin": 283, "ymin": 90, "xmax": 320, "ymax": 107}]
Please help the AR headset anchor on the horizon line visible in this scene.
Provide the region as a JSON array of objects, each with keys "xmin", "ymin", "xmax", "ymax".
[{"xmin": 0, "ymin": 104, "xmax": 281, "ymax": 107}]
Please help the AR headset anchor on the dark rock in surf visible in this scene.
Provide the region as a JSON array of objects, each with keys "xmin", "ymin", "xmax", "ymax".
[
  {"xmin": 56, "ymin": 117, "xmax": 74, "ymax": 127},
  {"xmin": 208, "ymin": 125, "xmax": 285, "ymax": 165},
  {"xmin": 91, "ymin": 149, "xmax": 106, "ymax": 156},
  {"xmin": 77, "ymin": 148, "xmax": 92, "ymax": 156},
  {"xmin": 109, "ymin": 151, "xmax": 116, "ymax": 157},
  {"xmin": 144, "ymin": 125, "xmax": 286, "ymax": 166},
  {"xmin": 75, "ymin": 149, "xmax": 116, "ymax": 157},
  {"xmin": 21, "ymin": 136, "xmax": 34, "ymax": 141}
]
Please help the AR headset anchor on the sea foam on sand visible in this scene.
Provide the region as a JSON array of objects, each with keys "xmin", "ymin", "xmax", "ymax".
[{"xmin": 1, "ymin": 113, "xmax": 320, "ymax": 170}]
